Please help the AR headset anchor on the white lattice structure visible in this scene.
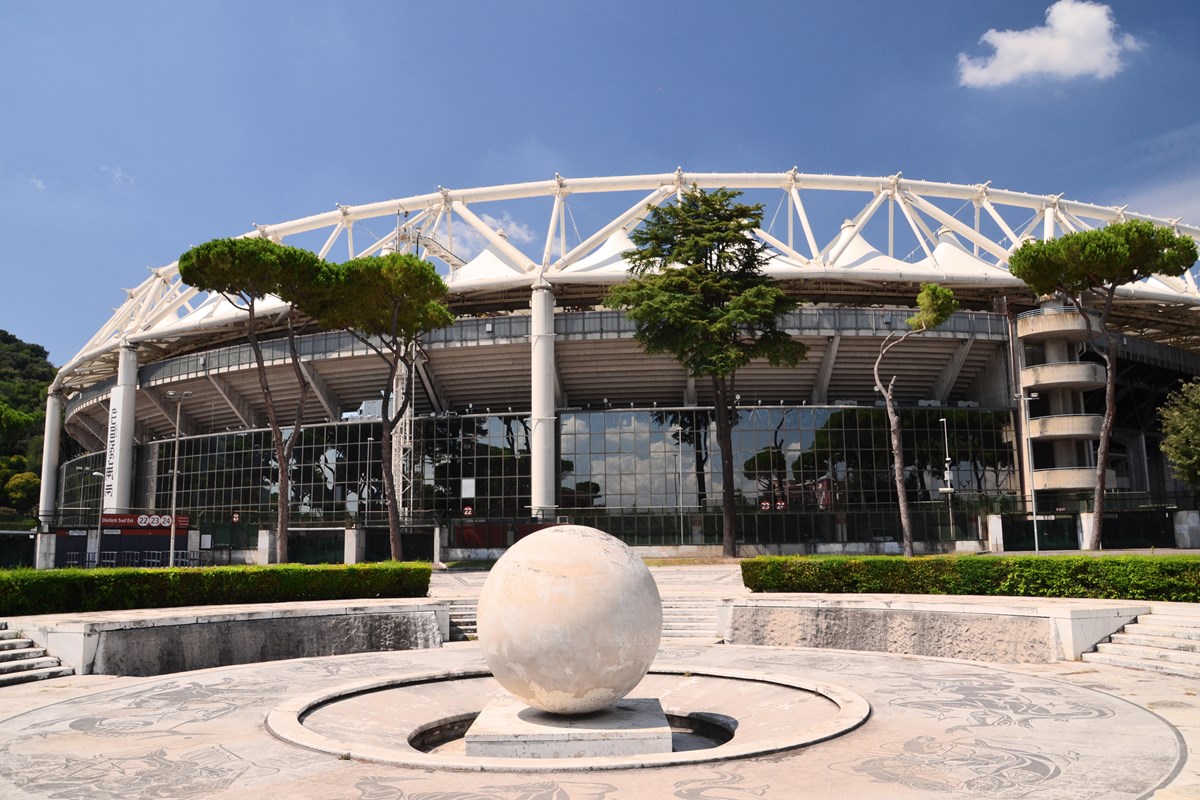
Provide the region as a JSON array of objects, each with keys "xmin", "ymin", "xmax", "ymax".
[
  {"xmin": 41, "ymin": 171, "xmax": 1200, "ymax": 527},
  {"xmin": 53, "ymin": 170, "xmax": 1200, "ymax": 395}
]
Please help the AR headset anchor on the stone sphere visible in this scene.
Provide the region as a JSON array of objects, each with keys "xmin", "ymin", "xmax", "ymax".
[{"xmin": 476, "ymin": 525, "xmax": 662, "ymax": 715}]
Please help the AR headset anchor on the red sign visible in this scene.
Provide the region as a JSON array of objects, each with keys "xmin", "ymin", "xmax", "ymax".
[
  {"xmin": 463, "ymin": 505, "xmax": 474, "ymax": 518},
  {"xmin": 231, "ymin": 511, "xmax": 240, "ymax": 523},
  {"xmin": 759, "ymin": 500, "xmax": 771, "ymax": 512},
  {"xmin": 100, "ymin": 513, "xmax": 190, "ymax": 529}
]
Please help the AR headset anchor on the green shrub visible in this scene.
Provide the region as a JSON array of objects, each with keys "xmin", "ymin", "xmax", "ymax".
[
  {"xmin": 741, "ymin": 554, "xmax": 1200, "ymax": 603},
  {"xmin": 0, "ymin": 561, "xmax": 431, "ymax": 616}
]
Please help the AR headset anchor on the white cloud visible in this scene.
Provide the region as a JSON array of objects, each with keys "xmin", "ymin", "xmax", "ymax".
[
  {"xmin": 1105, "ymin": 124, "xmax": 1200, "ymax": 226},
  {"xmin": 958, "ymin": 0, "xmax": 1141, "ymax": 88},
  {"xmin": 444, "ymin": 209, "xmax": 538, "ymax": 262},
  {"xmin": 480, "ymin": 211, "xmax": 535, "ymax": 244},
  {"xmin": 1131, "ymin": 122, "xmax": 1200, "ymax": 174},
  {"xmin": 1111, "ymin": 168, "xmax": 1200, "ymax": 228},
  {"xmin": 101, "ymin": 165, "xmax": 134, "ymax": 188},
  {"xmin": 26, "ymin": 176, "xmax": 45, "ymax": 191}
]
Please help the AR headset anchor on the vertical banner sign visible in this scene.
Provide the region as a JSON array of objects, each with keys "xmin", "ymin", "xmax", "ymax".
[
  {"xmin": 103, "ymin": 403, "xmax": 119, "ymax": 505},
  {"xmin": 104, "ymin": 345, "xmax": 139, "ymax": 513}
]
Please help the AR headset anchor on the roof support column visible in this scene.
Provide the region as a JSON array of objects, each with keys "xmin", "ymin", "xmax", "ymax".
[
  {"xmin": 530, "ymin": 281, "xmax": 557, "ymax": 521},
  {"xmin": 37, "ymin": 391, "xmax": 63, "ymax": 531},
  {"xmin": 103, "ymin": 344, "xmax": 139, "ymax": 513}
]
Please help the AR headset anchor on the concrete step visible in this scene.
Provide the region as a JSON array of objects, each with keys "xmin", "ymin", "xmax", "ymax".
[
  {"xmin": 1146, "ymin": 604, "xmax": 1200, "ymax": 617},
  {"xmin": 0, "ymin": 647, "xmax": 45, "ymax": 663},
  {"xmin": 1130, "ymin": 623, "xmax": 1200, "ymax": 642},
  {"xmin": 1113, "ymin": 632, "xmax": 1200, "ymax": 653},
  {"xmin": 0, "ymin": 629, "xmax": 22, "ymax": 640},
  {"xmin": 0, "ymin": 638, "xmax": 34, "ymax": 652},
  {"xmin": 447, "ymin": 601, "xmax": 479, "ymax": 642},
  {"xmin": 1082, "ymin": 651, "xmax": 1200, "ymax": 680},
  {"xmin": 1136, "ymin": 614, "xmax": 1200, "ymax": 629},
  {"xmin": 0, "ymin": 656, "xmax": 62, "ymax": 675},
  {"xmin": 0, "ymin": 666, "xmax": 75, "ymax": 688},
  {"xmin": 663, "ymin": 619, "xmax": 714, "ymax": 628},
  {"xmin": 1096, "ymin": 642, "xmax": 1200, "ymax": 667}
]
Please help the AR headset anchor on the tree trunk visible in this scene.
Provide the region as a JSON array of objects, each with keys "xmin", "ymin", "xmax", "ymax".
[
  {"xmin": 380, "ymin": 415, "xmax": 403, "ymax": 560},
  {"xmin": 1069, "ymin": 292, "xmax": 1115, "ymax": 551},
  {"xmin": 693, "ymin": 426, "xmax": 709, "ymax": 508},
  {"xmin": 280, "ymin": 309, "xmax": 312, "ymax": 564},
  {"xmin": 884, "ymin": 380, "xmax": 914, "ymax": 557},
  {"xmin": 242, "ymin": 301, "xmax": 290, "ymax": 563},
  {"xmin": 712, "ymin": 376, "xmax": 738, "ymax": 558},
  {"xmin": 1090, "ymin": 337, "xmax": 1115, "ymax": 550},
  {"xmin": 379, "ymin": 355, "xmax": 407, "ymax": 561},
  {"xmin": 874, "ymin": 331, "xmax": 916, "ymax": 557}
]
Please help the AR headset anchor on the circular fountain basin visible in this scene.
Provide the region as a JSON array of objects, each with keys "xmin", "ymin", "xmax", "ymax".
[{"xmin": 266, "ymin": 666, "xmax": 870, "ymax": 772}]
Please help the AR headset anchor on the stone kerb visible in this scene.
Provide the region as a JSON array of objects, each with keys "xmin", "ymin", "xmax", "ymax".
[
  {"xmin": 719, "ymin": 594, "xmax": 1148, "ymax": 662},
  {"xmin": 8, "ymin": 598, "xmax": 447, "ymax": 676}
]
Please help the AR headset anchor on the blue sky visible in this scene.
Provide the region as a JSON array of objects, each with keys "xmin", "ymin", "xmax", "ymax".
[{"xmin": 2, "ymin": 0, "xmax": 1199, "ymax": 367}]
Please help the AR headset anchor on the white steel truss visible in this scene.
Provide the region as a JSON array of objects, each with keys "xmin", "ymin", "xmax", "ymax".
[{"xmin": 53, "ymin": 170, "xmax": 1200, "ymax": 395}]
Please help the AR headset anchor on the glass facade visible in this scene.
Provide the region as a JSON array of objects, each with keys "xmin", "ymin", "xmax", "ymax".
[
  {"xmin": 60, "ymin": 405, "xmax": 1017, "ymax": 550},
  {"xmin": 148, "ymin": 423, "xmax": 385, "ymax": 528},
  {"xmin": 558, "ymin": 406, "xmax": 1017, "ymax": 514}
]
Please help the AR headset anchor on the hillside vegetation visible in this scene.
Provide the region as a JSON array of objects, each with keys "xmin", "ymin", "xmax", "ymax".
[{"xmin": 0, "ymin": 330, "xmax": 56, "ymax": 521}]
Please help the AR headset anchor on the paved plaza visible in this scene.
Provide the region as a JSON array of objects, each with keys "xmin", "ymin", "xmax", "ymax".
[{"xmin": 0, "ymin": 565, "xmax": 1197, "ymax": 799}]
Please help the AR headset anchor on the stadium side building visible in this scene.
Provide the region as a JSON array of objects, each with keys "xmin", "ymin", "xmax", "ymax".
[{"xmin": 35, "ymin": 172, "xmax": 1200, "ymax": 567}]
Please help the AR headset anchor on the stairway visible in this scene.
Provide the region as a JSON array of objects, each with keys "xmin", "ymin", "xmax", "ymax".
[
  {"xmin": 443, "ymin": 597, "xmax": 723, "ymax": 642},
  {"xmin": 447, "ymin": 599, "xmax": 478, "ymax": 642},
  {"xmin": 1082, "ymin": 606, "xmax": 1200, "ymax": 679},
  {"xmin": 660, "ymin": 597, "xmax": 721, "ymax": 640},
  {"xmin": 0, "ymin": 622, "xmax": 74, "ymax": 687}
]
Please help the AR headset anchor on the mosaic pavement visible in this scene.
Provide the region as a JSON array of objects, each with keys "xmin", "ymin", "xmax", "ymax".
[{"xmin": 0, "ymin": 641, "xmax": 1188, "ymax": 800}]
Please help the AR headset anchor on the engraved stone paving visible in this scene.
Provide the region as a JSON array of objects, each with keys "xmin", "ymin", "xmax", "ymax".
[{"xmin": 0, "ymin": 642, "xmax": 1187, "ymax": 799}]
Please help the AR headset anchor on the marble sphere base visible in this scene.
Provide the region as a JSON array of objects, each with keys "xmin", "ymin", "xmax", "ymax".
[
  {"xmin": 464, "ymin": 694, "xmax": 673, "ymax": 759},
  {"xmin": 476, "ymin": 525, "xmax": 662, "ymax": 714}
]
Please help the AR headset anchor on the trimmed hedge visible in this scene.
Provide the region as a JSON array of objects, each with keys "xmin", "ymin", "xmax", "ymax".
[
  {"xmin": 741, "ymin": 555, "xmax": 1200, "ymax": 603},
  {"xmin": 0, "ymin": 561, "xmax": 431, "ymax": 616}
]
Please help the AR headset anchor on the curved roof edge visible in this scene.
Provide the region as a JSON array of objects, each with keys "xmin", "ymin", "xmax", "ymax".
[{"xmin": 52, "ymin": 170, "xmax": 1200, "ymax": 394}]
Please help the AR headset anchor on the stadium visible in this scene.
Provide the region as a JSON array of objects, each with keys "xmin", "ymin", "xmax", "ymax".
[{"xmin": 34, "ymin": 170, "xmax": 1200, "ymax": 567}]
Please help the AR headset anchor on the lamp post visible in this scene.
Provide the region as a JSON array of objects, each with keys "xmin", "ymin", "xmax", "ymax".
[
  {"xmin": 366, "ymin": 436, "xmax": 374, "ymax": 525},
  {"xmin": 1020, "ymin": 392, "xmax": 1041, "ymax": 554},
  {"xmin": 677, "ymin": 444, "xmax": 685, "ymax": 546},
  {"xmin": 938, "ymin": 418, "xmax": 953, "ymax": 537},
  {"xmin": 91, "ymin": 471, "xmax": 105, "ymax": 539},
  {"xmin": 166, "ymin": 390, "xmax": 192, "ymax": 567}
]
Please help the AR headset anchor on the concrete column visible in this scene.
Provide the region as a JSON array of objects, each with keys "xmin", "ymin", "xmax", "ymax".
[
  {"xmin": 256, "ymin": 529, "xmax": 277, "ymax": 565},
  {"xmin": 1078, "ymin": 512, "xmax": 1095, "ymax": 550},
  {"xmin": 433, "ymin": 522, "xmax": 446, "ymax": 569},
  {"xmin": 1173, "ymin": 510, "xmax": 1200, "ymax": 549},
  {"xmin": 392, "ymin": 358, "xmax": 412, "ymax": 518},
  {"xmin": 103, "ymin": 345, "xmax": 139, "ymax": 513},
  {"xmin": 86, "ymin": 529, "xmax": 100, "ymax": 566},
  {"xmin": 344, "ymin": 526, "xmax": 366, "ymax": 564},
  {"xmin": 35, "ymin": 532, "xmax": 56, "ymax": 569},
  {"xmin": 986, "ymin": 514, "xmax": 1005, "ymax": 552},
  {"xmin": 37, "ymin": 391, "xmax": 64, "ymax": 531},
  {"xmin": 529, "ymin": 281, "xmax": 557, "ymax": 521}
]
